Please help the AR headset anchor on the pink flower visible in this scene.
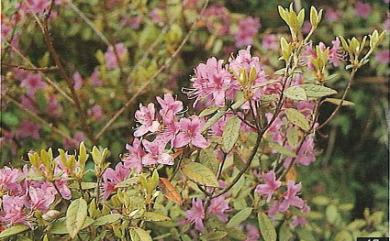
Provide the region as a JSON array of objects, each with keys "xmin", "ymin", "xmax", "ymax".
[
  {"xmin": 262, "ymin": 34, "xmax": 279, "ymax": 50},
  {"xmin": 189, "ymin": 57, "xmax": 237, "ymax": 107},
  {"xmin": 279, "ymin": 181, "xmax": 305, "ymax": 212},
  {"xmin": 325, "ymin": 8, "xmax": 341, "ymax": 22},
  {"xmin": 375, "ymin": 49, "xmax": 390, "ymax": 64},
  {"xmin": 208, "ymin": 196, "xmax": 230, "ymax": 222},
  {"xmin": 149, "ymin": 8, "xmax": 165, "ymax": 26},
  {"xmin": 102, "ymin": 163, "xmax": 130, "ymax": 199},
  {"xmin": 90, "ymin": 68, "xmax": 103, "ymax": 87},
  {"xmin": 173, "ymin": 116, "xmax": 209, "ymax": 149},
  {"xmin": 72, "ymin": 71, "xmax": 84, "ymax": 90},
  {"xmin": 157, "ymin": 93, "xmax": 183, "ymax": 116},
  {"xmin": 245, "ymin": 224, "xmax": 261, "ymax": 241},
  {"xmin": 255, "ymin": 171, "xmax": 281, "ymax": 202},
  {"xmin": 158, "ymin": 112, "xmax": 180, "ymax": 144},
  {"xmin": 285, "ymin": 135, "xmax": 315, "ymax": 167},
  {"xmin": 20, "ymin": 95, "xmax": 37, "ymax": 113},
  {"xmin": 21, "ymin": 73, "xmax": 45, "ymax": 95},
  {"xmin": 88, "ymin": 104, "xmax": 103, "ymax": 121},
  {"xmin": 329, "ymin": 37, "xmax": 343, "ymax": 67},
  {"xmin": 265, "ymin": 113, "xmax": 284, "ymax": 145},
  {"xmin": 235, "ymin": 17, "xmax": 261, "ymax": 48},
  {"xmin": 122, "ymin": 16, "xmax": 142, "ymax": 29},
  {"xmin": 355, "ymin": 1, "xmax": 372, "ymax": 18},
  {"xmin": 47, "ymin": 94, "xmax": 61, "ymax": 118},
  {"xmin": 0, "ymin": 167, "xmax": 23, "ymax": 194},
  {"xmin": 142, "ymin": 139, "xmax": 173, "ymax": 166},
  {"xmin": 0, "ymin": 195, "xmax": 27, "ymax": 226},
  {"xmin": 63, "ymin": 131, "xmax": 86, "ymax": 149},
  {"xmin": 291, "ymin": 216, "xmax": 308, "ymax": 228},
  {"xmin": 16, "ymin": 121, "xmax": 40, "ymax": 140},
  {"xmin": 134, "ymin": 103, "xmax": 160, "ymax": 137},
  {"xmin": 384, "ymin": 15, "xmax": 390, "ymax": 32},
  {"xmin": 29, "ymin": 183, "xmax": 56, "ymax": 211},
  {"xmin": 302, "ymin": 21, "xmax": 311, "ymax": 34},
  {"xmin": 54, "ymin": 178, "xmax": 72, "ymax": 200},
  {"xmin": 23, "ymin": 0, "xmax": 50, "ymax": 13},
  {"xmin": 123, "ymin": 138, "xmax": 144, "ymax": 172},
  {"xmin": 203, "ymin": 5, "xmax": 231, "ymax": 36},
  {"xmin": 105, "ymin": 43, "xmax": 128, "ymax": 70},
  {"xmin": 185, "ymin": 198, "xmax": 205, "ymax": 231}
]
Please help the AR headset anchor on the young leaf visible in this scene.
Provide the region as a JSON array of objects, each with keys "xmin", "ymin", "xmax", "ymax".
[
  {"xmin": 302, "ymin": 84, "xmax": 337, "ymax": 98},
  {"xmin": 0, "ymin": 224, "xmax": 29, "ymax": 239},
  {"xmin": 159, "ymin": 178, "xmax": 182, "ymax": 205},
  {"xmin": 222, "ymin": 116, "xmax": 241, "ymax": 153},
  {"xmin": 143, "ymin": 212, "xmax": 171, "ymax": 222},
  {"xmin": 131, "ymin": 228, "xmax": 153, "ymax": 241},
  {"xmin": 66, "ymin": 198, "xmax": 88, "ymax": 239},
  {"xmin": 279, "ymin": 221, "xmax": 293, "ymax": 241},
  {"xmin": 226, "ymin": 208, "xmax": 252, "ymax": 228},
  {"xmin": 201, "ymin": 231, "xmax": 228, "ymax": 240},
  {"xmin": 181, "ymin": 162, "xmax": 219, "ymax": 187},
  {"xmin": 285, "ymin": 108, "xmax": 310, "ymax": 131},
  {"xmin": 334, "ymin": 230, "xmax": 353, "ymax": 241},
  {"xmin": 94, "ymin": 214, "xmax": 122, "ymax": 227},
  {"xmin": 323, "ymin": 98, "xmax": 354, "ymax": 106},
  {"xmin": 269, "ymin": 142, "xmax": 296, "ymax": 157},
  {"xmin": 258, "ymin": 212, "xmax": 277, "ymax": 241},
  {"xmin": 284, "ymin": 86, "xmax": 307, "ymax": 101}
]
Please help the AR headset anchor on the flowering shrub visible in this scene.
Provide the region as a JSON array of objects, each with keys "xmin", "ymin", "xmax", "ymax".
[{"xmin": 1, "ymin": 3, "xmax": 387, "ymax": 240}]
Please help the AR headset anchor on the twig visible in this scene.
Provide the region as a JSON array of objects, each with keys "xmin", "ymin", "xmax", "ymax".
[
  {"xmin": 1, "ymin": 63, "xmax": 58, "ymax": 72},
  {"xmin": 95, "ymin": 0, "xmax": 210, "ymax": 141},
  {"xmin": 4, "ymin": 41, "xmax": 74, "ymax": 104},
  {"xmin": 33, "ymin": 4, "xmax": 96, "ymax": 143},
  {"xmin": 5, "ymin": 94, "xmax": 72, "ymax": 140},
  {"xmin": 317, "ymin": 68, "xmax": 357, "ymax": 130}
]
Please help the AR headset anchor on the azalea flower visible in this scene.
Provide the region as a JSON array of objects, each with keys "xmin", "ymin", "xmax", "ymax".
[
  {"xmin": 325, "ymin": 8, "xmax": 341, "ymax": 22},
  {"xmin": 0, "ymin": 195, "xmax": 27, "ymax": 226},
  {"xmin": 134, "ymin": 103, "xmax": 160, "ymax": 137},
  {"xmin": 203, "ymin": 5, "xmax": 231, "ymax": 36},
  {"xmin": 21, "ymin": 73, "xmax": 45, "ymax": 95},
  {"xmin": 0, "ymin": 167, "xmax": 23, "ymax": 194},
  {"xmin": 245, "ymin": 224, "xmax": 261, "ymax": 241},
  {"xmin": 102, "ymin": 163, "xmax": 130, "ymax": 199},
  {"xmin": 173, "ymin": 116, "xmax": 209, "ymax": 149},
  {"xmin": 355, "ymin": 1, "xmax": 372, "ymax": 18},
  {"xmin": 375, "ymin": 49, "xmax": 390, "ymax": 65},
  {"xmin": 255, "ymin": 171, "xmax": 281, "ymax": 202},
  {"xmin": 262, "ymin": 34, "xmax": 279, "ymax": 50},
  {"xmin": 329, "ymin": 37, "xmax": 343, "ymax": 67},
  {"xmin": 105, "ymin": 43, "xmax": 128, "ymax": 69},
  {"xmin": 90, "ymin": 68, "xmax": 103, "ymax": 87},
  {"xmin": 88, "ymin": 104, "xmax": 103, "ymax": 121},
  {"xmin": 235, "ymin": 17, "xmax": 261, "ymax": 47},
  {"xmin": 16, "ymin": 121, "xmax": 40, "ymax": 140},
  {"xmin": 157, "ymin": 93, "xmax": 183, "ymax": 116},
  {"xmin": 28, "ymin": 183, "xmax": 56, "ymax": 211},
  {"xmin": 279, "ymin": 181, "xmax": 305, "ymax": 212},
  {"xmin": 123, "ymin": 138, "xmax": 145, "ymax": 172},
  {"xmin": 142, "ymin": 139, "xmax": 173, "ymax": 166},
  {"xmin": 185, "ymin": 198, "xmax": 205, "ymax": 231},
  {"xmin": 208, "ymin": 196, "xmax": 230, "ymax": 222},
  {"xmin": 72, "ymin": 71, "xmax": 84, "ymax": 90}
]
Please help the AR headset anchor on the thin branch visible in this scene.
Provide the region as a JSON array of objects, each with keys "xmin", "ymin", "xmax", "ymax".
[
  {"xmin": 33, "ymin": 5, "xmax": 96, "ymax": 143},
  {"xmin": 317, "ymin": 68, "xmax": 357, "ymax": 130},
  {"xmin": 95, "ymin": 0, "xmax": 210, "ymax": 140},
  {"xmin": 5, "ymin": 94, "xmax": 72, "ymax": 140},
  {"xmin": 4, "ymin": 41, "xmax": 74, "ymax": 104},
  {"xmin": 1, "ymin": 63, "xmax": 58, "ymax": 72}
]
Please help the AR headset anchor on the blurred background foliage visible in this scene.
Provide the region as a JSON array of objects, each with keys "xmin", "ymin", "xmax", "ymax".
[{"xmin": 1, "ymin": 0, "xmax": 388, "ymax": 239}]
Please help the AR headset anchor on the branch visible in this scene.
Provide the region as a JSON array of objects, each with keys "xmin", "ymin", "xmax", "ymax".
[
  {"xmin": 5, "ymin": 94, "xmax": 72, "ymax": 140},
  {"xmin": 1, "ymin": 63, "xmax": 58, "ymax": 72},
  {"xmin": 316, "ymin": 68, "xmax": 357, "ymax": 130},
  {"xmin": 95, "ymin": 0, "xmax": 210, "ymax": 140},
  {"xmin": 4, "ymin": 41, "xmax": 74, "ymax": 104}
]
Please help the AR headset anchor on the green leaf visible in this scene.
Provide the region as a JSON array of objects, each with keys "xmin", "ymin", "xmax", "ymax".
[
  {"xmin": 181, "ymin": 162, "xmax": 219, "ymax": 187},
  {"xmin": 222, "ymin": 116, "xmax": 241, "ymax": 153},
  {"xmin": 258, "ymin": 212, "xmax": 277, "ymax": 241},
  {"xmin": 279, "ymin": 222, "xmax": 293, "ymax": 241},
  {"xmin": 0, "ymin": 224, "xmax": 29, "ymax": 238},
  {"xmin": 35, "ymin": 90, "xmax": 47, "ymax": 112},
  {"xmin": 1, "ymin": 112, "xmax": 19, "ymax": 126},
  {"xmin": 286, "ymin": 127, "xmax": 299, "ymax": 148},
  {"xmin": 285, "ymin": 108, "xmax": 310, "ymax": 131},
  {"xmin": 326, "ymin": 204, "xmax": 339, "ymax": 224},
  {"xmin": 199, "ymin": 148, "xmax": 219, "ymax": 173},
  {"xmin": 199, "ymin": 106, "xmax": 220, "ymax": 117},
  {"xmin": 94, "ymin": 214, "xmax": 122, "ymax": 226},
  {"xmin": 66, "ymin": 198, "xmax": 88, "ymax": 239},
  {"xmin": 130, "ymin": 228, "xmax": 152, "ymax": 241},
  {"xmin": 143, "ymin": 212, "xmax": 171, "ymax": 222},
  {"xmin": 297, "ymin": 229, "xmax": 316, "ymax": 241},
  {"xmin": 226, "ymin": 208, "xmax": 252, "ymax": 228},
  {"xmin": 302, "ymin": 84, "xmax": 337, "ymax": 98},
  {"xmin": 201, "ymin": 231, "xmax": 228, "ymax": 240},
  {"xmin": 312, "ymin": 196, "xmax": 330, "ymax": 206},
  {"xmin": 268, "ymin": 142, "xmax": 296, "ymax": 157},
  {"xmin": 323, "ymin": 98, "xmax": 354, "ymax": 106},
  {"xmin": 284, "ymin": 86, "xmax": 307, "ymax": 101},
  {"xmin": 334, "ymin": 230, "xmax": 353, "ymax": 241}
]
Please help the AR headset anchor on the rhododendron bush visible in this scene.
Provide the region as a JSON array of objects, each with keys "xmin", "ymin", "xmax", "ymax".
[{"xmin": 1, "ymin": 0, "xmax": 389, "ymax": 240}]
